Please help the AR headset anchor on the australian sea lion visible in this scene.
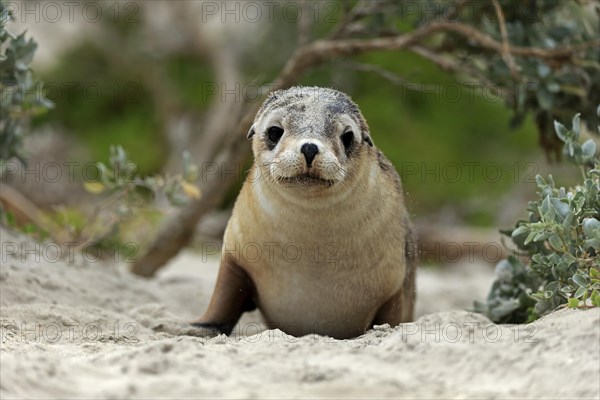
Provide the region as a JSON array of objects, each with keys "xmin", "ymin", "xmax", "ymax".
[{"xmin": 193, "ymin": 86, "xmax": 416, "ymax": 339}]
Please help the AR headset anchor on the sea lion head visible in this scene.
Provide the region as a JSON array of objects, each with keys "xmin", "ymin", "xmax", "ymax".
[{"xmin": 248, "ymin": 86, "xmax": 374, "ymax": 192}]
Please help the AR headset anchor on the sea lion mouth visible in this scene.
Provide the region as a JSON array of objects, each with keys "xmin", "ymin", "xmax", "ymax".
[{"xmin": 278, "ymin": 174, "xmax": 335, "ymax": 187}]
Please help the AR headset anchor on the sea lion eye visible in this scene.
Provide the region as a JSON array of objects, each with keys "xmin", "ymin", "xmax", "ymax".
[
  {"xmin": 341, "ymin": 130, "xmax": 354, "ymax": 152},
  {"xmin": 267, "ymin": 126, "xmax": 284, "ymax": 144}
]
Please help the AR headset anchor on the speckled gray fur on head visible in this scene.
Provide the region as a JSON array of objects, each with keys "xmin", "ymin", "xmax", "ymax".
[{"xmin": 248, "ymin": 86, "xmax": 372, "ymax": 146}]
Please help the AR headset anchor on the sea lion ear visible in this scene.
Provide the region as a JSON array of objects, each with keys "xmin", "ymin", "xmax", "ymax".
[
  {"xmin": 247, "ymin": 124, "xmax": 256, "ymax": 139},
  {"xmin": 363, "ymin": 133, "xmax": 374, "ymax": 147}
]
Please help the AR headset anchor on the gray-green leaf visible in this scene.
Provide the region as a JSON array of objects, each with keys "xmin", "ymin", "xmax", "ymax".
[
  {"xmin": 548, "ymin": 234, "xmax": 564, "ymax": 251},
  {"xmin": 572, "ymin": 274, "xmax": 588, "ymax": 287},
  {"xmin": 581, "ymin": 139, "xmax": 597, "ymax": 161},
  {"xmin": 572, "ymin": 113, "xmax": 581, "ymax": 140},
  {"xmin": 574, "ymin": 286, "xmax": 587, "ymax": 299},
  {"xmin": 553, "ymin": 120, "xmax": 568, "ymax": 142}
]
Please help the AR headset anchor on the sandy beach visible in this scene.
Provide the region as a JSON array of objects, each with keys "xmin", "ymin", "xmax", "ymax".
[{"xmin": 1, "ymin": 227, "xmax": 599, "ymax": 399}]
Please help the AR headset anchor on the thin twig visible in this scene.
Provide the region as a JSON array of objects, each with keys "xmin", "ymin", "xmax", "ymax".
[
  {"xmin": 344, "ymin": 62, "xmax": 430, "ymax": 92},
  {"xmin": 492, "ymin": 0, "xmax": 519, "ymax": 79},
  {"xmin": 409, "ymin": 45, "xmax": 498, "ymax": 88},
  {"xmin": 327, "ymin": 0, "xmax": 390, "ymax": 40},
  {"xmin": 297, "ymin": 0, "xmax": 312, "ymax": 46}
]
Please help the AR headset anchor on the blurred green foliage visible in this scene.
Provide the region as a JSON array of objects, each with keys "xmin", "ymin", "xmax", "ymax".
[
  {"xmin": 344, "ymin": 50, "xmax": 540, "ymax": 219},
  {"xmin": 166, "ymin": 55, "xmax": 214, "ymax": 110},
  {"xmin": 394, "ymin": 0, "xmax": 600, "ymax": 159},
  {"xmin": 30, "ymin": 0, "xmax": 597, "ymax": 224},
  {"xmin": 37, "ymin": 42, "xmax": 542, "ymax": 223},
  {"xmin": 36, "ymin": 44, "xmax": 164, "ymax": 174}
]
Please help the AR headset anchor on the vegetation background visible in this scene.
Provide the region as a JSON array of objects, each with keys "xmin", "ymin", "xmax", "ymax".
[
  {"xmin": 29, "ymin": 3, "xmax": 564, "ymax": 221},
  {"xmin": 1, "ymin": 0, "xmax": 599, "ymax": 321}
]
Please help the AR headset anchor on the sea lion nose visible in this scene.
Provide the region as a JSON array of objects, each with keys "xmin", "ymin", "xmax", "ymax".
[{"xmin": 301, "ymin": 143, "xmax": 319, "ymax": 167}]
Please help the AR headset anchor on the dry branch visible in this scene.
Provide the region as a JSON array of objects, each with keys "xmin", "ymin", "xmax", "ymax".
[{"xmin": 130, "ymin": 107, "xmax": 255, "ymax": 277}]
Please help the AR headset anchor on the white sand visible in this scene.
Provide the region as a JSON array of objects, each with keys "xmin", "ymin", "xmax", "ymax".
[{"xmin": 1, "ymin": 227, "xmax": 599, "ymax": 399}]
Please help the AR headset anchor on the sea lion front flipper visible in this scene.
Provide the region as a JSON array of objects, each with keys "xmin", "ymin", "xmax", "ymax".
[
  {"xmin": 190, "ymin": 257, "xmax": 256, "ymax": 336},
  {"xmin": 371, "ymin": 289, "xmax": 405, "ymax": 328},
  {"xmin": 371, "ymin": 266, "xmax": 416, "ymax": 328}
]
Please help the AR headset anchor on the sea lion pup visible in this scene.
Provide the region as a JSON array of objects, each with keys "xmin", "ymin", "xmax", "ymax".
[{"xmin": 192, "ymin": 86, "xmax": 416, "ymax": 339}]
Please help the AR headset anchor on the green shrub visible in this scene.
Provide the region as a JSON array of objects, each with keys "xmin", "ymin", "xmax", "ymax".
[
  {"xmin": 88, "ymin": 145, "xmax": 200, "ymax": 206},
  {"xmin": 0, "ymin": 1, "xmax": 52, "ymax": 173},
  {"xmin": 476, "ymin": 107, "xmax": 600, "ymax": 323}
]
